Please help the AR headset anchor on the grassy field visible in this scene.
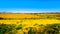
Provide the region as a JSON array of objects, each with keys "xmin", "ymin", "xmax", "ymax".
[{"xmin": 0, "ymin": 13, "xmax": 60, "ymax": 34}]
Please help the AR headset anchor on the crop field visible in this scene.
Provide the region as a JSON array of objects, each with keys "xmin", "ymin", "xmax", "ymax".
[{"xmin": 0, "ymin": 13, "xmax": 60, "ymax": 34}]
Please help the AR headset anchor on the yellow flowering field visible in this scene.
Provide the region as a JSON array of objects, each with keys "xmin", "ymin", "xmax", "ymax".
[{"xmin": 0, "ymin": 13, "xmax": 60, "ymax": 34}]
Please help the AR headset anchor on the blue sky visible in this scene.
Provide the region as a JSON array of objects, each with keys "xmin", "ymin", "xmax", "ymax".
[{"xmin": 0, "ymin": 0, "xmax": 60, "ymax": 13}]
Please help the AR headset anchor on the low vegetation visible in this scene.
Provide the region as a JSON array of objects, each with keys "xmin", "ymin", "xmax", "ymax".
[
  {"xmin": 0, "ymin": 23, "xmax": 60, "ymax": 34},
  {"xmin": 0, "ymin": 23, "xmax": 23, "ymax": 34},
  {"xmin": 0, "ymin": 13, "xmax": 60, "ymax": 34}
]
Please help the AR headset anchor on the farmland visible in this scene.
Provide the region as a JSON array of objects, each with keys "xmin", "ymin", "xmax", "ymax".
[
  {"xmin": 0, "ymin": 13, "xmax": 60, "ymax": 25},
  {"xmin": 0, "ymin": 13, "xmax": 60, "ymax": 34}
]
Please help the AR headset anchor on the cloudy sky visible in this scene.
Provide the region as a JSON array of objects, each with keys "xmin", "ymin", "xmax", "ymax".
[{"xmin": 0, "ymin": 0, "xmax": 60, "ymax": 13}]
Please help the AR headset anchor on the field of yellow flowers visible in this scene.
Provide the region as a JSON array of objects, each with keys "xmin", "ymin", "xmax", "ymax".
[
  {"xmin": 0, "ymin": 13, "xmax": 60, "ymax": 25},
  {"xmin": 0, "ymin": 13, "xmax": 60, "ymax": 34}
]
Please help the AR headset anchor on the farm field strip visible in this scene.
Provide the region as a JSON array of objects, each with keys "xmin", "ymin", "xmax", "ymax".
[{"xmin": 0, "ymin": 19, "xmax": 60, "ymax": 26}]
